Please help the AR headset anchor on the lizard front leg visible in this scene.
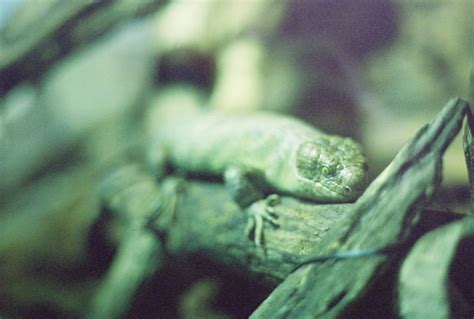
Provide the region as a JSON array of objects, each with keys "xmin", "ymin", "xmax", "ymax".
[
  {"xmin": 224, "ymin": 166, "xmax": 280, "ymax": 247},
  {"xmin": 145, "ymin": 143, "xmax": 184, "ymax": 227}
]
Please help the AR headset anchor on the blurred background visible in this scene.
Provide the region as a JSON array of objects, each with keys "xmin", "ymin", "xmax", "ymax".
[{"xmin": 0, "ymin": 0, "xmax": 471, "ymax": 318}]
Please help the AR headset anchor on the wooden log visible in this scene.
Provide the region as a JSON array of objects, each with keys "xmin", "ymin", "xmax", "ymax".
[{"xmin": 161, "ymin": 178, "xmax": 352, "ymax": 282}]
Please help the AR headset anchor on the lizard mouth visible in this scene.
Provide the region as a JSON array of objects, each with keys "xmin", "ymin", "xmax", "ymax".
[
  {"xmin": 297, "ymin": 176, "xmax": 364, "ymax": 203},
  {"xmin": 322, "ymin": 166, "xmax": 367, "ymax": 201},
  {"xmin": 323, "ymin": 176, "xmax": 366, "ymax": 201},
  {"xmin": 295, "ymin": 177, "xmax": 342, "ymax": 202},
  {"xmin": 320, "ymin": 182, "xmax": 355, "ymax": 201}
]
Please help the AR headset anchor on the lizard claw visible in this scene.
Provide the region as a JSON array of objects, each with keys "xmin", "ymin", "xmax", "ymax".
[
  {"xmin": 245, "ymin": 194, "xmax": 280, "ymax": 247},
  {"xmin": 263, "ymin": 194, "xmax": 280, "ymax": 217},
  {"xmin": 265, "ymin": 194, "xmax": 281, "ymax": 206}
]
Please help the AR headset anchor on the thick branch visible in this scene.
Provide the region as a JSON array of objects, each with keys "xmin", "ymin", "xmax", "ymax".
[{"xmin": 160, "ymin": 178, "xmax": 352, "ymax": 282}]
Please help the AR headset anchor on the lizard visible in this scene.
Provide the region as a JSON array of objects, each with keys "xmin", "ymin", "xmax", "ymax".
[{"xmin": 146, "ymin": 99, "xmax": 368, "ymax": 246}]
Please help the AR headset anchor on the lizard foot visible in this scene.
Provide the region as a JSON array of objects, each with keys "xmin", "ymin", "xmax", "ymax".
[{"xmin": 245, "ymin": 194, "xmax": 280, "ymax": 247}]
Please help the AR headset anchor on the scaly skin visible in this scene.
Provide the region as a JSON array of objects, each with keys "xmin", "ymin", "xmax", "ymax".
[
  {"xmin": 148, "ymin": 105, "xmax": 368, "ymax": 203},
  {"xmin": 147, "ymin": 103, "xmax": 368, "ymax": 246}
]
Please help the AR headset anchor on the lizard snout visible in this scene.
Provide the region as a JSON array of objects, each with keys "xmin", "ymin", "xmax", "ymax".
[
  {"xmin": 343, "ymin": 179, "xmax": 365, "ymax": 195},
  {"xmin": 341, "ymin": 168, "xmax": 367, "ymax": 198}
]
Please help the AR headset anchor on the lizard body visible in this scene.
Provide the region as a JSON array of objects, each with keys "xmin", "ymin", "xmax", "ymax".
[
  {"xmin": 148, "ymin": 104, "xmax": 367, "ymax": 203},
  {"xmin": 147, "ymin": 101, "xmax": 368, "ymax": 245}
]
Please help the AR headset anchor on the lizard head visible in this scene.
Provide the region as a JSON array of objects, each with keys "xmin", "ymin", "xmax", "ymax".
[{"xmin": 294, "ymin": 136, "xmax": 368, "ymax": 202}]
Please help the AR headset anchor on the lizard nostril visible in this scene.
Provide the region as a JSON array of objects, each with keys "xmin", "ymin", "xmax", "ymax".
[{"xmin": 344, "ymin": 186, "xmax": 352, "ymax": 193}]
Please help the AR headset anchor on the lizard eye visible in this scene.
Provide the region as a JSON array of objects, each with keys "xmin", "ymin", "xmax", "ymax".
[
  {"xmin": 321, "ymin": 165, "xmax": 337, "ymax": 176},
  {"xmin": 321, "ymin": 166, "xmax": 330, "ymax": 175}
]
